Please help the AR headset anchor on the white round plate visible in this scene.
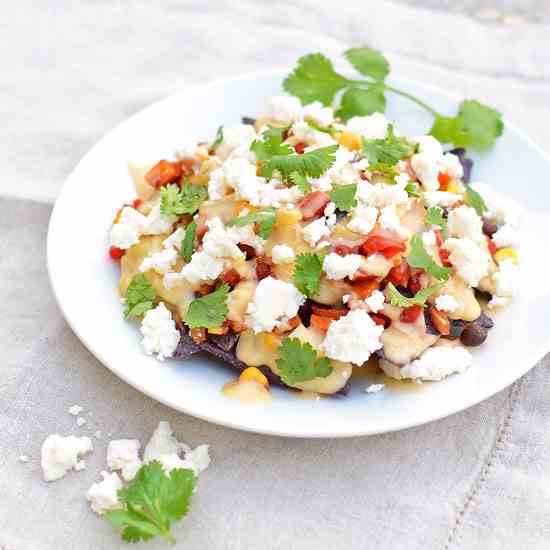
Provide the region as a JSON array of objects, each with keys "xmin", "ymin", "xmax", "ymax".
[{"xmin": 48, "ymin": 70, "xmax": 550, "ymax": 438}]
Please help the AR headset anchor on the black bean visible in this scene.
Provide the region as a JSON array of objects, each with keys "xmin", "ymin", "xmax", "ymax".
[
  {"xmin": 449, "ymin": 320, "xmax": 467, "ymax": 340},
  {"xmin": 298, "ymin": 300, "xmax": 313, "ymax": 328},
  {"xmin": 396, "ymin": 286, "xmax": 414, "ymax": 298},
  {"xmin": 241, "ymin": 116, "xmax": 256, "ymax": 126},
  {"xmin": 477, "ymin": 312, "xmax": 494, "ymax": 329},
  {"xmin": 482, "ymin": 221, "xmax": 498, "ymax": 237},
  {"xmin": 460, "ymin": 323, "xmax": 488, "ymax": 347},
  {"xmin": 475, "ymin": 288, "xmax": 493, "ymax": 302}
]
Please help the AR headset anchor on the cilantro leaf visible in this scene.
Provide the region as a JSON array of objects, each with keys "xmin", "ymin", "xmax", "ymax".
[
  {"xmin": 386, "ymin": 282, "xmax": 445, "ymax": 308},
  {"xmin": 282, "ymin": 53, "xmax": 350, "ymax": 106},
  {"xmin": 458, "ymin": 100, "xmax": 503, "ymax": 151},
  {"xmin": 407, "ymin": 235, "xmax": 452, "ymax": 281},
  {"xmin": 429, "ymin": 116, "xmax": 472, "ymax": 148},
  {"xmin": 104, "ymin": 461, "xmax": 196, "ymax": 544},
  {"xmin": 226, "ymin": 207, "xmax": 277, "ymax": 239},
  {"xmin": 289, "ymin": 171, "xmax": 312, "ymax": 194},
  {"xmin": 425, "ymin": 206, "xmax": 448, "ymax": 239},
  {"xmin": 336, "ymin": 85, "xmax": 386, "ymax": 121},
  {"xmin": 305, "ymin": 120, "xmax": 337, "ymax": 135},
  {"xmin": 329, "ymin": 184, "xmax": 357, "ymax": 212},
  {"xmin": 368, "ymin": 162, "xmax": 400, "ymax": 179},
  {"xmin": 276, "ymin": 338, "xmax": 333, "ymax": 385},
  {"xmin": 209, "ymin": 125, "xmax": 224, "ymax": 153},
  {"xmin": 250, "ymin": 127, "xmax": 293, "ymax": 161},
  {"xmin": 179, "ymin": 221, "xmax": 197, "ymax": 262},
  {"xmin": 465, "ymin": 185, "xmax": 488, "ymax": 216},
  {"xmin": 160, "ymin": 183, "xmax": 208, "ymax": 217},
  {"xmin": 124, "ymin": 274, "xmax": 156, "ymax": 318},
  {"xmin": 184, "ymin": 284, "xmax": 230, "ymax": 329},
  {"xmin": 362, "ymin": 125, "xmax": 416, "ymax": 165},
  {"xmin": 294, "ymin": 253, "xmax": 323, "ymax": 298},
  {"xmin": 344, "ymin": 47, "xmax": 390, "ymax": 81},
  {"xmin": 405, "ymin": 182, "xmax": 422, "ymax": 198}
]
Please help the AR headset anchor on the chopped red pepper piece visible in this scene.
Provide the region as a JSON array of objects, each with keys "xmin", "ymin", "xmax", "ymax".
[
  {"xmin": 387, "ymin": 262, "xmax": 411, "ymax": 287},
  {"xmin": 145, "ymin": 160, "xmax": 182, "ymax": 188},
  {"xmin": 311, "ymin": 305, "xmax": 348, "ymax": 320},
  {"xmin": 369, "ymin": 313, "xmax": 391, "ymax": 328},
  {"xmin": 438, "ymin": 172, "xmax": 453, "ymax": 190},
  {"xmin": 359, "ymin": 229, "xmax": 407, "ymax": 259},
  {"xmin": 310, "ymin": 314, "xmax": 332, "ymax": 332},
  {"xmin": 400, "ymin": 305, "xmax": 423, "ymax": 323},
  {"xmin": 298, "ymin": 191, "xmax": 331, "ymax": 220},
  {"xmin": 109, "ymin": 246, "xmax": 125, "ymax": 260},
  {"xmin": 294, "ymin": 142, "xmax": 307, "ymax": 155}
]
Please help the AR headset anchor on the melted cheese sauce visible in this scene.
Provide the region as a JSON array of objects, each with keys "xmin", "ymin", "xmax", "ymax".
[
  {"xmin": 222, "ymin": 379, "xmax": 272, "ymax": 404},
  {"xmin": 353, "ymin": 358, "xmax": 423, "ymax": 392}
]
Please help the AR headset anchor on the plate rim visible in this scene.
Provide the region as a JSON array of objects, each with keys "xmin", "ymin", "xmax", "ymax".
[{"xmin": 47, "ymin": 68, "xmax": 550, "ymax": 438}]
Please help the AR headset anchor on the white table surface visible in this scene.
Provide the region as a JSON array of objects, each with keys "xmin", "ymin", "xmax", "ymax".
[{"xmin": 2, "ymin": 2, "xmax": 550, "ymax": 549}]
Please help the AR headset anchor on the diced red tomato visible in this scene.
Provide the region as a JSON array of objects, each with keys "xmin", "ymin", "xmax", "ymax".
[
  {"xmin": 408, "ymin": 270, "xmax": 423, "ymax": 294},
  {"xmin": 132, "ymin": 198, "xmax": 143, "ymax": 209},
  {"xmin": 487, "ymin": 239, "xmax": 498, "ymax": 258},
  {"xmin": 294, "ymin": 142, "xmax": 307, "ymax": 155},
  {"xmin": 145, "ymin": 160, "xmax": 183, "ymax": 188},
  {"xmin": 350, "ymin": 278, "xmax": 379, "ymax": 299},
  {"xmin": 369, "ymin": 313, "xmax": 391, "ymax": 328},
  {"xmin": 359, "ymin": 229, "xmax": 407, "ymax": 259},
  {"xmin": 438, "ymin": 172, "xmax": 452, "ymax": 190},
  {"xmin": 255, "ymin": 257, "xmax": 272, "ymax": 281},
  {"xmin": 310, "ymin": 314, "xmax": 332, "ymax": 332},
  {"xmin": 387, "ymin": 262, "xmax": 411, "ymax": 287},
  {"xmin": 228, "ymin": 320, "xmax": 247, "ymax": 333},
  {"xmin": 400, "ymin": 305, "xmax": 423, "ymax": 323},
  {"xmin": 439, "ymin": 248, "xmax": 452, "ymax": 268},
  {"xmin": 109, "ymin": 246, "xmax": 125, "ymax": 260},
  {"xmin": 350, "ymin": 269, "xmax": 375, "ymax": 282},
  {"xmin": 334, "ymin": 245, "xmax": 355, "ymax": 256},
  {"xmin": 429, "ymin": 307, "xmax": 450, "ymax": 335},
  {"xmin": 298, "ymin": 191, "xmax": 331, "ymax": 220},
  {"xmin": 359, "ymin": 171, "xmax": 369, "ymax": 181},
  {"xmin": 219, "ymin": 268, "xmax": 241, "ymax": 288},
  {"xmin": 311, "ymin": 305, "xmax": 348, "ymax": 320},
  {"xmin": 433, "ymin": 228, "xmax": 444, "ymax": 248},
  {"xmin": 274, "ymin": 315, "xmax": 301, "ymax": 334}
]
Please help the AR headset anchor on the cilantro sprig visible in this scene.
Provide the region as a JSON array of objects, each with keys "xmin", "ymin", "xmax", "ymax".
[
  {"xmin": 276, "ymin": 338, "xmax": 333, "ymax": 386},
  {"xmin": 405, "ymin": 182, "xmax": 422, "ymax": 198},
  {"xmin": 407, "ymin": 235, "xmax": 452, "ymax": 281},
  {"xmin": 124, "ymin": 274, "xmax": 156, "ymax": 318},
  {"xmin": 425, "ymin": 206, "xmax": 448, "ymax": 240},
  {"xmin": 184, "ymin": 284, "xmax": 230, "ymax": 329},
  {"xmin": 283, "ymin": 48, "xmax": 503, "ymax": 150},
  {"xmin": 250, "ymin": 127, "xmax": 338, "ymax": 179},
  {"xmin": 160, "ymin": 182, "xmax": 208, "ymax": 217},
  {"xmin": 293, "ymin": 253, "xmax": 323, "ymax": 298},
  {"xmin": 362, "ymin": 124, "xmax": 417, "ymax": 165},
  {"xmin": 329, "ymin": 183, "xmax": 357, "ymax": 212},
  {"xmin": 387, "ymin": 282, "xmax": 445, "ymax": 308},
  {"xmin": 209, "ymin": 125, "xmax": 224, "ymax": 153},
  {"xmin": 465, "ymin": 185, "xmax": 488, "ymax": 217},
  {"xmin": 104, "ymin": 461, "xmax": 196, "ymax": 544},
  {"xmin": 289, "ymin": 172, "xmax": 312, "ymax": 194},
  {"xmin": 179, "ymin": 221, "xmax": 197, "ymax": 262},
  {"xmin": 226, "ymin": 207, "xmax": 277, "ymax": 239}
]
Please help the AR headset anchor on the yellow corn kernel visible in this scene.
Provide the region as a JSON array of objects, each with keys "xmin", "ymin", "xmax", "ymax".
[
  {"xmin": 262, "ymin": 333, "xmax": 280, "ymax": 350},
  {"xmin": 494, "ymin": 247, "xmax": 519, "ymax": 265},
  {"xmin": 337, "ymin": 131, "xmax": 362, "ymax": 151},
  {"xmin": 239, "ymin": 367, "xmax": 269, "ymax": 387},
  {"xmin": 446, "ymin": 180, "xmax": 461, "ymax": 194},
  {"xmin": 277, "ymin": 209, "xmax": 302, "ymax": 226}
]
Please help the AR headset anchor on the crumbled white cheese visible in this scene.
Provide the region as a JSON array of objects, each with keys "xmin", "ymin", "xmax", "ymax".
[
  {"xmin": 445, "ymin": 238, "xmax": 490, "ymax": 287},
  {"xmin": 143, "ymin": 421, "xmax": 181, "ymax": 463},
  {"xmin": 469, "ymin": 181, "xmax": 522, "ymax": 227},
  {"xmin": 416, "ymin": 135, "xmax": 443, "ymax": 157},
  {"xmin": 139, "ymin": 247, "xmax": 178, "ymax": 275},
  {"xmin": 94, "ymin": 431, "xmax": 102, "ymax": 439},
  {"xmin": 76, "ymin": 417, "xmax": 87, "ymax": 427},
  {"xmin": 422, "ymin": 230, "xmax": 437, "ymax": 247},
  {"xmin": 41, "ymin": 434, "xmax": 93, "ymax": 481},
  {"xmin": 179, "ymin": 251, "xmax": 226, "ymax": 285},
  {"xmin": 19, "ymin": 455, "xmax": 29, "ymax": 463},
  {"xmin": 303, "ymin": 101, "xmax": 334, "ymax": 127},
  {"xmin": 184, "ymin": 444, "xmax": 211, "ymax": 474},
  {"xmin": 448, "ymin": 205, "xmax": 484, "ymax": 242},
  {"xmin": 209, "ymin": 157, "xmax": 265, "ymax": 205},
  {"xmin": 157, "ymin": 453, "xmax": 196, "ymax": 474},
  {"xmin": 271, "ymin": 244, "xmax": 296, "ymax": 264},
  {"xmin": 423, "ymin": 191, "xmax": 461, "ymax": 208},
  {"xmin": 174, "ymin": 140, "xmax": 200, "ymax": 160},
  {"xmin": 381, "ymin": 345, "xmax": 472, "ymax": 382},
  {"xmin": 322, "ymin": 310, "xmax": 384, "ymax": 366},
  {"xmin": 109, "ymin": 206, "xmax": 149, "ymax": 250},
  {"xmin": 290, "ymin": 120, "xmax": 337, "ymax": 148},
  {"xmin": 379, "ymin": 204, "xmax": 410, "ymax": 238},
  {"xmin": 365, "ymin": 383, "xmax": 385, "ymax": 394},
  {"xmin": 140, "ymin": 302, "xmax": 180, "ymax": 361},
  {"xmin": 352, "ymin": 158, "xmax": 370, "ymax": 171},
  {"xmin": 410, "ymin": 135, "xmax": 458, "ymax": 191},
  {"xmin": 435, "ymin": 294, "xmax": 459, "ymax": 312},
  {"xmin": 324, "ymin": 201, "xmax": 336, "ymax": 217},
  {"xmin": 356, "ymin": 181, "xmax": 409, "ymax": 208},
  {"xmin": 68, "ymin": 405, "xmax": 83, "ymax": 416},
  {"xmin": 302, "ymin": 217, "xmax": 331, "ymax": 246},
  {"xmin": 86, "ymin": 471, "xmax": 123, "ymax": 515},
  {"xmin": 107, "ymin": 439, "xmax": 142, "ymax": 481},
  {"xmin": 246, "ymin": 277, "xmax": 305, "ymax": 333},
  {"xmin": 440, "ymin": 153, "xmax": 464, "ymax": 180},
  {"xmin": 322, "ymin": 252, "xmax": 362, "ymax": 280},
  {"xmin": 492, "ymin": 225, "xmax": 520, "ymax": 248},
  {"xmin": 364, "ymin": 289, "xmax": 385, "ymax": 313},
  {"xmin": 309, "ymin": 146, "xmax": 356, "ymax": 191},
  {"xmin": 266, "ymin": 95, "xmax": 303, "ymax": 124},
  {"xmin": 162, "ymin": 227, "xmax": 186, "ymax": 249},
  {"xmin": 493, "ymin": 259, "xmax": 519, "ymax": 297},
  {"xmin": 346, "ymin": 113, "xmax": 389, "ymax": 139},
  {"xmin": 342, "ymin": 294, "xmax": 351, "ymax": 304},
  {"xmin": 216, "ymin": 123, "xmax": 257, "ymax": 160},
  {"xmin": 144, "ymin": 203, "xmax": 178, "ymax": 236},
  {"xmin": 347, "ymin": 205, "xmax": 378, "ymax": 235},
  {"xmin": 411, "ymin": 151, "xmax": 440, "ymax": 191},
  {"xmin": 202, "ymin": 217, "xmax": 245, "ymax": 259}
]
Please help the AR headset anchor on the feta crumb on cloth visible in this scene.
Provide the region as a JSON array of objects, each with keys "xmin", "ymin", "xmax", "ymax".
[
  {"xmin": 107, "ymin": 439, "xmax": 142, "ymax": 481},
  {"xmin": 86, "ymin": 472, "xmax": 123, "ymax": 515},
  {"xmin": 41, "ymin": 434, "xmax": 93, "ymax": 481}
]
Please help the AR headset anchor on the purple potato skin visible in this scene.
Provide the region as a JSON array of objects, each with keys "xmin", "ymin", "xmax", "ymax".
[
  {"xmin": 174, "ymin": 328, "xmax": 349, "ymax": 396},
  {"xmin": 449, "ymin": 147, "xmax": 473, "ymax": 183}
]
